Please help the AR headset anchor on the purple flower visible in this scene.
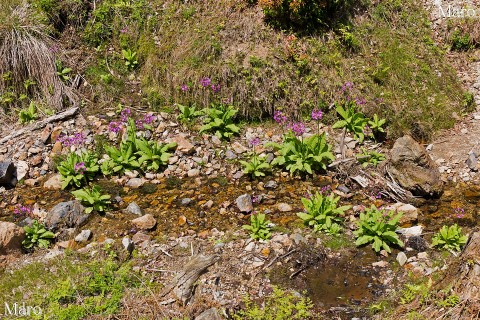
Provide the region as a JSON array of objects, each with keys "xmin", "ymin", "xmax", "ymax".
[
  {"xmin": 180, "ymin": 84, "xmax": 189, "ymax": 92},
  {"xmin": 355, "ymin": 97, "xmax": 366, "ymax": 105},
  {"xmin": 120, "ymin": 27, "xmax": 128, "ymax": 34},
  {"xmin": 200, "ymin": 77, "xmax": 211, "ymax": 88},
  {"xmin": 320, "ymin": 185, "xmax": 331, "ymax": 193},
  {"xmin": 211, "ymin": 84, "xmax": 221, "ymax": 93},
  {"xmin": 108, "ymin": 121, "xmax": 123, "ymax": 133},
  {"xmin": 120, "ymin": 108, "xmax": 131, "ymax": 122},
  {"xmin": 341, "ymin": 82, "xmax": 353, "ymax": 92},
  {"xmin": 58, "ymin": 132, "xmax": 85, "ymax": 147},
  {"xmin": 135, "ymin": 119, "xmax": 144, "ymax": 130},
  {"xmin": 14, "ymin": 205, "xmax": 33, "ymax": 217},
  {"xmin": 143, "ymin": 113, "xmax": 155, "ymax": 125},
  {"xmin": 290, "ymin": 122, "xmax": 306, "ymax": 136},
  {"xmin": 249, "ymin": 137, "xmax": 261, "ymax": 147},
  {"xmin": 74, "ymin": 162, "xmax": 86, "ymax": 174},
  {"xmin": 273, "ymin": 110, "xmax": 287, "ymax": 125},
  {"xmin": 311, "ymin": 108, "xmax": 323, "ymax": 121}
]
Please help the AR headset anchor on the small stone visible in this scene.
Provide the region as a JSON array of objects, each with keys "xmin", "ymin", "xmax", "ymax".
[
  {"xmin": 195, "ymin": 307, "xmax": 222, "ymax": 320},
  {"xmin": 0, "ymin": 221, "xmax": 25, "ymax": 256},
  {"xmin": 181, "ymin": 198, "xmax": 192, "ymax": 206},
  {"xmin": 466, "ymin": 152, "xmax": 478, "ymax": 171},
  {"xmin": 187, "ymin": 169, "xmax": 200, "ymax": 177},
  {"xmin": 417, "ymin": 252, "xmax": 428, "ymax": 260},
  {"xmin": 75, "ymin": 230, "xmax": 92, "ymax": 243},
  {"xmin": 236, "ymin": 194, "xmax": 253, "ymax": 212},
  {"xmin": 125, "ymin": 202, "xmax": 142, "ymax": 215},
  {"xmin": 43, "ymin": 174, "xmax": 62, "ymax": 190},
  {"xmin": 169, "ymin": 134, "xmax": 194, "ymax": 154},
  {"xmin": 337, "ymin": 185, "xmax": 350, "ymax": 194},
  {"xmin": 397, "ymin": 225, "xmax": 423, "ymax": 237},
  {"xmin": 396, "ymin": 252, "xmax": 408, "ymax": 266},
  {"xmin": 372, "ymin": 261, "xmax": 389, "ymax": 268},
  {"xmin": 290, "ymin": 233, "xmax": 305, "ymax": 245},
  {"xmin": 45, "ymin": 201, "xmax": 88, "ymax": 231},
  {"xmin": 51, "ymin": 141, "xmax": 63, "ymax": 154},
  {"xmin": 0, "ymin": 161, "xmax": 16, "ymax": 188},
  {"xmin": 132, "ymin": 232, "xmax": 151, "ymax": 244},
  {"xmin": 178, "ymin": 215, "xmax": 187, "ymax": 226},
  {"xmin": 225, "ymin": 149, "xmax": 237, "ymax": 160},
  {"xmin": 277, "ymin": 203, "xmax": 292, "ymax": 212},
  {"xmin": 264, "ymin": 180, "xmax": 278, "ymax": 189},
  {"xmin": 126, "ymin": 178, "xmax": 145, "ymax": 188},
  {"xmin": 131, "ymin": 214, "xmax": 157, "ymax": 230},
  {"xmin": 211, "ymin": 135, "xmax": 222, "ymax": 146},
  {"xmin": 232, "ymin": 142, "xmax": 247, "ymax": 153},
  {"xmin": 385, "ymin": 202, "xmax": 418, "ymax": 225},
  {"xmin": 245, "ymin": 242, "xmax": 255, "ymax": 252},
  {"xmin": 15, "ymin": 161, "xmax": 29, "ymax": 181},
  {"xmin": 122, "ymin": 237, "xmax": 134, "ymax": 253}
]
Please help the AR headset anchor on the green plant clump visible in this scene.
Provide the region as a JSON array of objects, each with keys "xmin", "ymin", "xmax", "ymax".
[
  {"xmin": 176, "ymin": 103, "xmax": 204, "ymax": 123},
  {"xmin": 332, "ymin": 101, "xmax": 368, "ymax": 142},
  {"xmin": 354, "ymin": 205, "xmax": 404, "ymax": 253},
  {"xmin": 297, "ymin": 192, "xmax": 351, "ymax": 235},
  {"xmin": 269, "ymin": 132, "xmax": 335, "ymax": 175},
  {"xmin": 233, "ymin": 286, "xmax": 313, "ymax": 320},
  {"xmin": 240, "ymin": 153, "xmax": 270, "ymax": 178},
  {"xmin": 22, "ymin": 220, "xmax": 55, "ymax": 249},
  {"xmin": 199, "ymin": 103, "xmax": 240, "ymax": 140},
  {"xmin": 431, "ymin": 224, "xmax": 468, "ymax": 252},
  {"xmin": 18, "ymin": 101, "xmax": 38, "ymax": 124},
  {"xmin": 242, "ymin": 213, "xmax": 272, "ymax": 241},
  {"xmin": 71, "ymin": 185, "xmax": 111, "ymax": 214},
  {"xmin": 356, "ymin": 149, "xmax": 386, "ymax": 167},
  {"xmin": 122, "ymin": 48, "xmax": 139, "ymax": 70},
  {"xmin": 57, "ymin": 151, "xmax": 99, "ymax": 189}
]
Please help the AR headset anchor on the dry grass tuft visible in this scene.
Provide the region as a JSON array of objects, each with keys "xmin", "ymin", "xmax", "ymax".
[{"xmin": 0, "ymin": 2, "xmax": 77, "ymax": 115}]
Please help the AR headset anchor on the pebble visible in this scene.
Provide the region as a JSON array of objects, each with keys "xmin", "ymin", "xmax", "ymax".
[
  {"xmin": 75, "ymin": 229, "xmax": 92, "ymax": 243},
  {"xmin": 131, "ymin": 214, "xmax": 157, "ymax": 230},
  {"xmin": 235, "ymin": 194, "xmax": 253, "ymax": 212},
  {"xmin": 372, "ymin": 261, "xmax": 389, "ymax": 268},
  {"xmin": 396, "ymin": 252, "xmax": 407, "ymax": 266},
  {"xmin": 122, "ymin": 237, "xmax": 134, "ymax": 253},
  {"xmin": 277, "ymin": 203, "xmax": 292, "ymax": 212},
  {"xmin": 187, "ymin": 169, "xmax": 200, "ymax": 177},
  {"xmin": 126, "ymin": 178, "xmax": 145, "ymax": 188},
  {"xmin": 264, "ymin": 180, "xmax": 278, "ymax": 189},
  {"xmin": 181, "ymin": 198, "xmax": 192, "ymax": 206},
  {"xmin": 125, "ymin": 202, "xmax": 142, "ymax": 215}
]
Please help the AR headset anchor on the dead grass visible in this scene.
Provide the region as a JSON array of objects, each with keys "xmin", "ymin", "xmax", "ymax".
[{"xmin": 0, "ymin": 2, "xmax": 77, "ymax": 115}]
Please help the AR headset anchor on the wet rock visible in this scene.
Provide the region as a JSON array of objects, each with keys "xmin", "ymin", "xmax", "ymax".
[
  {"xmin": 75, "ymin": 229, "xmax": 92, "ymax": 243},
  {"xmin": 385, "ymin": 202, "xmax": 418, "ymax": 225},
  {"xmin": 125, "ymin": 202, "xmax": 142, "ymax": 215},
  {"xmin": 396, "ymin": 252, "xmax": 408, "ymax": 266},
  {"xmin": 45, "ymin": 201, "xmax": 88, "ymax": 231},
  {"xmin": 126, "ymin": 178, "xmax": 145, "ymax": 188},
  {"xmin": 195, "ymin": 307, "xmax": 222, "ymax": 320},
  {"xmin": 15, "ymin": 161, "xmax": 29, "ymax": 181},
  {"xmin": 0, "ymin": 161, "xmax": 17, "ymax": 188},
  {"xmin": 277, "ymin": 203, "xmax": 292, "ymax": 212},
  {"xmin": 388, "ymin": 135, "xmax": 443, "ymax": 198},
  {"xmin": 131, "ymin": 214, "xmax": 157, "ymax": 230},
  {"xmin": 406, "ymin": 236, "xmax": 428, "ymax": 252},
  {"xmin": 466, "ymin": 152, "xmax": 478, "ymax": 171},
  {"xmin": 236, "ymin": 194, "xmax": 253, "ymax": 212},
  {"xmin": 372, "ymin": 261, "xmax": 389, "ymax": 268},
  {"xmin": 43, "ymin": 174, "xmax": 62, "ymax": 190},
  {"xmin": 181, "ymin": 198, "xmax": 192, "ymax": 206},
  {"xmin": 122, "ymin": 237, "xmax": 134, "ymax": 253},
  {"xmin": 264, "ymin": 180, "xmax": 278, "ymax": 189},
  {"xmin": 0, "ymin": 221, "xmax": 25, "ymax": 255}
]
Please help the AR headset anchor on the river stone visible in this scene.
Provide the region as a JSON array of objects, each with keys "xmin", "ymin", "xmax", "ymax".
[
  {"xmin": 388, "ymin": 135, "xmax": 443, "ymax": 198},
  {"xmin": 235, "ymin": 194, "xmax": 253, "ymax": 212},
  {"xmin": 396, "ymin": 252, "xmax": 408, "ymax": 266},
  {"xmin": 277, "ymin": 203, "xmax": 293, "ymax": 212},
  {"xmin": 195, "ymin": 307, "xmax": 222, "ymax": 320},
  {"xmin": 0, "ymin": 161, "xmax": 17, "ymax": 188},
  {"xmin": 126, "ymin": 178, "xmax": 145, "ymax": 188},
  {"xmin": 187, "ymin": 169, "xmax": 200, "ymax": 177},
  {"xmin": 75, "ymin": 229, "xmax": 92, "ymax": 243},
  {"xmin": 169, "ymin": 134, "xmax": 194, "ymax": 154},
  {"xmin": 125, "ymin": 201, "xmax": 142, "ymax": 215},
  {"xmin": 132, "ymin": 232, "xmax": 151, "ymax": 244},
  {"xmin": 45, "ymin": 201, "xmax": 88, "ymax": 231},
  {"xmin": 0, "ymin": 221, "xmax": 25, "ymax": 255},
  {"xmin": 384, "ymin": 202, "xmax": 418, "ymax": 225},
  {"xmin": 43, "ymin": 173, "xmax": 62, "ymax": 190},
  {"xmin": 131, "ymin": 214, "xmax": 157, "ymax": 230},
  {"xmin": 264, "ymin": 180, "xmax": 278, "ymax": 189},
  {"xmin": 466, "ymin": 152, "xmax": 478, "ymax": 171}
]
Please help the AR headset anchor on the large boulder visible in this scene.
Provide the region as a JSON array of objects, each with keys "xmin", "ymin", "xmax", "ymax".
[
  {"xmin": 0, "ymin": 221, "xmax": 25, "ymax": 256},
  {"xmin": 388, "ymin": 135, "xmax": 443, "ymax": 198},
  {"xmin": 45, "ymin": 201, "xmax": 88, "ymax": 231},
  {"xmin": 0, "ymin": 161, "xmax": 17, "ymax": 188}
]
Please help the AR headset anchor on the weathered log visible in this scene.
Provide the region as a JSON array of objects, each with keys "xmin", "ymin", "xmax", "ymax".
[
  {"xmin": 0, "ymin": 106, "xmax": 79, "ymax": 144},
  {"xmin": 171, "ymin": 254, "xmax": 219, "ymax": 305}
]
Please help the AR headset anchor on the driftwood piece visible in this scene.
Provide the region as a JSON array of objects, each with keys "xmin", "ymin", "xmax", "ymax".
[
  {"xmin": 0, "ymin": 106, "xmax": 79, "ymax": 144},
  {"xmin": 170, "ymin": 254, "xmax": 219, "ymax": 305}
]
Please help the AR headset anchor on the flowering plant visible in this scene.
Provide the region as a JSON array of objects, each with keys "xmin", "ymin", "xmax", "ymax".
[
  {"xmin": 71, "ymin": 185, "xmax": 111, "ymax": 214},
  {"xmin": 332, "ymin": 100, "xmax": 368, "ymax": 142},
  {"xmin": 200, "ymin": 103, "xmax": 240, "ymax": 140},
  {"xmin": 57, "ymin": 151, "xmax": 99, "ymax": 189},
  {"xmin": 239, "ymin": 138, "xmax": 270, "ymax": 178}
]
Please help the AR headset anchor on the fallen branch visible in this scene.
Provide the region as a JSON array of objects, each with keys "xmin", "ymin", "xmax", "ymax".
[{"xmin": 0, "ymin": 106, "xmax": 79, "ymax": 144}]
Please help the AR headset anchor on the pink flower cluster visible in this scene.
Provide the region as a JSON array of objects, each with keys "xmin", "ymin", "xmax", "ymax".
[
  {"xmin": 74, "ymin": 162, "xmax": 86, "ymax": 174},
  {"xmin": 58, "ymin": 132, "xmax": 86, "ymax": 147},
  {"xmin": 14, "ymin": 205, "xmax": 33, "ymax": 218},
  {"xmin": 109, "ymin": 109, "xmax": 156, "ymax": 133}
]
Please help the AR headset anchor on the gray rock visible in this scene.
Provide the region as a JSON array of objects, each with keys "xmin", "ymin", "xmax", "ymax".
[
  {"xmin": 290, "ymin": 233, "xmax": 305, "ymax": 245},
  {"xmin": 211, "ymin": 135, "xmax": 222, "ymax": 146},
  {"xmin": 388, "ymin": 135, "xmax": 443, "ymax": 198},
  {"xmin": 131, "ymin": 214, "xmax": 157, "ymax": 230},
  {"xmin": 236, "ymin": 194, "xmax": 253, "ymax": 212},
  {"xmin": 181, "ymin": 198, "xmax": 193, "ymax": 206},
  {"xmin": 396, "ymin": 252, "xmax": 408, "ymax": 266},
  {"xmin": 125, "ymin": 202, "xmax": 142, "ymax": 215},
  {"xmin": 337, "ymin": 185, "xmax": 350, "ymax": 194},
  {"xmin": 385, "ymin": 202, "xmax": 418, "ymax": 225},
  {"xmin": 126, "ymin": 178, "xmax": 145, "ymax": 188},
  {"xmin": 122, "ymin": 237, "xmax": 134, "ymax": 253},
  {"xmin": 45, "ymin": 201, "xmax": 88, "ymax": 231},
  {"xmin": 264, "ymin": 180, "xmax": 278, "ymax": 189},
  {"xmin": 466, "ymin": 152, "xmax": 478, "ymax": 171},
  {"xmin": 195, "ymin": 307, "xmax": 222, "ymax": 320},
  {"xmin": 132, "ymin": 232, "xmax": 151, "ymax": 244},
  {"xmin": 75, "ymin": 230, "xmax": 92, "ymax": 243},
  {"xmin": 265, "ymin": 153, "xmax": 275, "ymax": 164},
  {"xmin": 225, "ymin": 149, "xmax": 237, "ymax": 160},
  {"xmin": 15, "ymin": 161, "xmax": 29, "ymax": 181},
  {"xmin": 187, "ymin": 169, "xmax": 200, "ymax": 177},
  {"xmin": 0, "ymin": 221, "xmax": 25, "ymax": 255},
  {"xmin": 406, "ymin": 236, "xmax": 428, "ymax": 252},
  {"xmin": 43, "ymin": 174, "xmax": 62, "ymax": 190},
  {"xmin": 0, "ymin": 161, "xmax": 17, "ymax": 188}
]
